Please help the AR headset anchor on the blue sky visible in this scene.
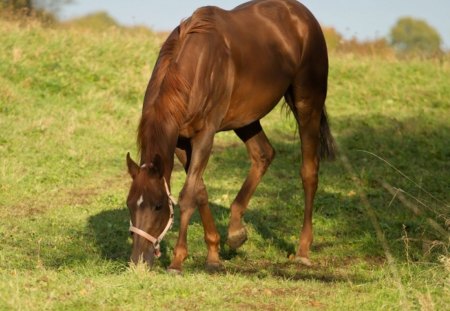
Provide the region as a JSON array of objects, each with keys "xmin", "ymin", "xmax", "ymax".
[{"xmin": 59, "ymin": 0, "xmax": 450, "ymax": 49}]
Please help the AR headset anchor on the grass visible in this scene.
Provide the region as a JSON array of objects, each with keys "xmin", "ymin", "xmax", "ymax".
[{"xmin": 1, "ymin": 19, "xmax": 449, "ymax": 310}]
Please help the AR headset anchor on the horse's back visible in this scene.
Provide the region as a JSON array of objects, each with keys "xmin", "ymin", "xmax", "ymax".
[
  {"xmin": 208, "ymin": 0, "xmax": 327, "ymax": 129},
  {"xmin": 227, "ymin": 1, "xmax": 325, "ymax": 63}
]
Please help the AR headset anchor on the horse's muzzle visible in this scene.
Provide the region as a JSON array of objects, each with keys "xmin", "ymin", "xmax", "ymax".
[{"xmin": 130, "ymin": 244, "xmax": 156, "ymax": 267}]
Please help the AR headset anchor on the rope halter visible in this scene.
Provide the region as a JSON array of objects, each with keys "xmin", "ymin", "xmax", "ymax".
[{"xmin": 129, "ymin": 171, "xmax": 176, "ymax": 258}]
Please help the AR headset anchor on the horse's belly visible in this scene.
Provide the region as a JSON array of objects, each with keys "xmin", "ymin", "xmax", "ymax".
[
  {"xmin": 218, "ymin": 46, "xmax": 294, "ymax": 131},
  {"xmin": 219, "ymin": 84, "xmax": 285, "ymax": 130}
]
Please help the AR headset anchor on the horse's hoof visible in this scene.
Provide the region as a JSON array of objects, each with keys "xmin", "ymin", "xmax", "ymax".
[
  {"xmin": 167, "ymin": 268, "xmax": 182, "ymax": 275},
  {"xmin": 226, "ymin": 228, "xmax": 248, "ymax": 250},
  {"xmin": 294, "ymin": 256, "xmax": 313, "ymax": 267},
  {"xmin": 205, "ymin": 261, "xmax": 225, "ymax": 273}
]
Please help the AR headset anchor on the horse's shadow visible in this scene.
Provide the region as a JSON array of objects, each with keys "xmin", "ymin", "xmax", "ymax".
[
  {"xmin": 87, "ymin": 111, "xmax": 449, "ymax": 282},
  {"xmin": 86, "ymin": 202, "xmax": 239, "ymax": 265},
  {"xmin": 87, "ymin": 195, "xmax": 310, "ymax": 262},
  {"xmin": 87, "ymin": 189, "xmax": 366, "ymax": 283}
]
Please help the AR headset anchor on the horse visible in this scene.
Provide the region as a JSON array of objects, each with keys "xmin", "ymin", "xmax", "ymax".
[{"xmin": 126, "ymin": 0, "xmax": 336, "ymax": 272}]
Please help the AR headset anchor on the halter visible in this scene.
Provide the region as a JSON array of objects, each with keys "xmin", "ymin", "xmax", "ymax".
[{"xmin": 129, "ymin": 165, "xmax": 176, "ymax": 258}]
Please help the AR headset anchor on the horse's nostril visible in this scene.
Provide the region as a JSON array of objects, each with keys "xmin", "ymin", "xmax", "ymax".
[
  {"xmin": 130, "ymin": 255, "xmax": 139, "ymax": 265},
  {"xmin": 130, "ymin": 244, "xmax": 156, "ymax": 267},
  {"xmin": 144, "ymin": 246, "xmax": 156, "ymax": 266}
]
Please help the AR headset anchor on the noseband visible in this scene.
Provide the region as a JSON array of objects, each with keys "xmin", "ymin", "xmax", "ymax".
[{"xmin": 129, "ymin": 171, "xmax": 176, "ymax": 258}]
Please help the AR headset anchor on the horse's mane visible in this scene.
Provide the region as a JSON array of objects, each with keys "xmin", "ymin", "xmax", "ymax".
[{"xmin": 137, "ymin": 7, "xmax": 217, "ymax": 160}]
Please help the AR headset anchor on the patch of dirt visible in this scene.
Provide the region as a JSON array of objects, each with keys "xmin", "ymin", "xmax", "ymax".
[
  {"xmin": 3, "ymin": 201, "xmax": 48, "ymax": 217},
  {"xmin": 230, "ymin": 302, "xmax": 285, "ymax": 311},
  {"xmin": 5, "ymin": 174, "xmax": 129, "ymax": 217},
  {"xmin": 363, "ymin": 255, "xmax": 386, "ymax": 266},
  {"xmin": 242, "ymin": 286, "xmax": 305, "ymax": 298},
  {"xmin": 65, "ymin": 188, "xmax": 101, "ymax": 205},
  {"xmin": 240, "ymin": 286, "xmax": 327, "ymax": 310},
  {"xmin": 224, "ymin": 256, "xmax": 379, "ymax": 284},
  {"xmin": 63, "ymin": 174, "xmax": 129, "ymax": 207},
  {"xmin": 212, "ymin": 141, "xmax": 242, "ymax": 153}
]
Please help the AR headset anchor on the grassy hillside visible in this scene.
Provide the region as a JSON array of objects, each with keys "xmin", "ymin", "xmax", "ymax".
[{"xmin": 0, "ymin": 19, "xmax": 449, "ymax": 310}]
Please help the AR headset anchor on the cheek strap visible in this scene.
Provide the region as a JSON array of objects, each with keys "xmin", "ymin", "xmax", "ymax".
[{"xmin": 129, "ymin": 177, "xmax": 175, "ymax": 258}]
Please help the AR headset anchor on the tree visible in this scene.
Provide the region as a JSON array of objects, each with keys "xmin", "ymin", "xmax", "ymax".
[
  {"xmin": 1, "ymin": 0, "xmax": 71, "ymax": 23},
  {"xmin": 1, "ymin": 0, "xmax": 32, "ymax": 14},
  {"xmin": 1, "ymin": 0, "xmax": 71, "ymax": 14},
  {"xmin": 390, "ymin": 17, "xmax": 442, "ymax": 54},
  {"xmin": 322, "ymin": 27, "xmax": 343, "ymax": 51}
]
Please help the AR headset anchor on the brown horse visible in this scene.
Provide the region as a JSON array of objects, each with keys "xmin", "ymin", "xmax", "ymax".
[{"xmin": 126, "ymin": 0, "xmax": 336, "ymax": 272}]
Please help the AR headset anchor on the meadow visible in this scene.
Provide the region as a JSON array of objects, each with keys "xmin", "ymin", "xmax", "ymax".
[{"xmin": 0, "ymin": 19, "xmax": 449, "ymax": 310}]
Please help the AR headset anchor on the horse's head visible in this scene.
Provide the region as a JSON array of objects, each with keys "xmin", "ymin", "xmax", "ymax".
[{"xmin": 126, "ymin": 153, "xmax": 174, "ymax": 267}]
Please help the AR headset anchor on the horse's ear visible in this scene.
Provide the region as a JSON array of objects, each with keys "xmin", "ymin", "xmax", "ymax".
[
  {"xmin": 150, "ymin": 154, "xmax": 164, "ymax": 178},
  {"xmin": 126, "ymin": 152, "xmax": 139, "ymax": 179}
]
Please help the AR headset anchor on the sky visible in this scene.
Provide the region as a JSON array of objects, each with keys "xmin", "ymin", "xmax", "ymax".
[{"xmin": 58, "ymin": 0, "xmax": 450, "ymax": 50}]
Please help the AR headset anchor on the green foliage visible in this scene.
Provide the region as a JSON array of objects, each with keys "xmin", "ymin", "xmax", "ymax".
[
  {"xmin": 61, "ymin": 12, "xmax": 156, "ymax": 36},
  {"xmin": 323, "ymin": 26, "xmax": 395, "ymax": 57},
  {"xmin": 0, "ymin": 0, "xmax": 67, "ymax": 24},
  {"xmin": 390, "ymin": 17, "xmax": 442, "ymax": 55},
  {"xmin": 1, "ymin": 0, "xmax": 33, "ymax": 11},
  {"xmin": 0, "ymin": 0, "xmax": 71, "ymax": 12},
  {"xmin": 0, "ymin": 19, "xmax": 449, "ymax": 310},
  {"xmin": 337, "ymin": 38, "xmax": 395, "ymax": 58},
  {"xmin": 62, "ymin": 11, "xmax": 121, "ymax": 30},
  {"xmin": 322, "ymin": 26, "xmax": 342, "ymax": 51}
]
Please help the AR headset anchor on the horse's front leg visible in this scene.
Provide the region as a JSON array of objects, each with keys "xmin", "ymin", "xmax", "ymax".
[
  {"xmin": 169, "ymin": 128, "xmax": 216, "ymax": 273},
  {"xmin": 174, "ymin": 143, "xmax": 221, "ymax": 272}
]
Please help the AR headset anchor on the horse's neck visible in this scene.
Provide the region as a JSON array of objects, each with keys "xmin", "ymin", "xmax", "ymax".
[{"xmin": 140, "ymin": 111, "xmax": 178, "ymax": 182}]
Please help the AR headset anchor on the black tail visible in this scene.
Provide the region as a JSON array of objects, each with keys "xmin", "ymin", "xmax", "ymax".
[{"xmin": 319, "ymin": 107, "xmax": 337, "ymax": 161}]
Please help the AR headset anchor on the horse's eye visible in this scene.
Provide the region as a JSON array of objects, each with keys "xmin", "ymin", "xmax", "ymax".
[{"xmin": 155, "ymin": 204, "xmax": 163, "ymax": 211}]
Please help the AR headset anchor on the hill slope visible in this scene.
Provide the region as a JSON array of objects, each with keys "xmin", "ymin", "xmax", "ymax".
[{"xmin": 0, "ymin": 19, "xmax": 449, "ymax": 310}]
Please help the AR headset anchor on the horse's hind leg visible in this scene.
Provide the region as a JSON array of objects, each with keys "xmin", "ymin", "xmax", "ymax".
[
  {"xmin": 227, "ymin": 121, "xmax": 275, "ymax": 249},
  {"xmin": 286, "ymin": 86, "xmax": 326, "ymax": 266}
]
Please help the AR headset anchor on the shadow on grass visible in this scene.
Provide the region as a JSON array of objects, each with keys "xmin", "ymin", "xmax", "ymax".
[
  {"xmin": 87, "ymin": 192, "xmax": 372, "ymax": 284},
  {"xmin": 29, "ymin": 192, "xmax": 368, "ymax": 284},
  {"xmin": 87, "ymin": 114, "xmax": 449, "ymax": 278},
  {"xmin": 87, "ymin": 206, "xmax": 130, "ymax": 265}
]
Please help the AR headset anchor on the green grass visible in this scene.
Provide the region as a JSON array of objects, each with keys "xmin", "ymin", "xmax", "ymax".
[{"xmin": 1, "ymin": 20, "xmax": 449, "ymax": 310}]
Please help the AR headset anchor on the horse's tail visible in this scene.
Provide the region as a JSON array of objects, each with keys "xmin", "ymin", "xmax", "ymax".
[{"xmin": 319, "ymin": 106, "xmax": 337, "ymax": 161}]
